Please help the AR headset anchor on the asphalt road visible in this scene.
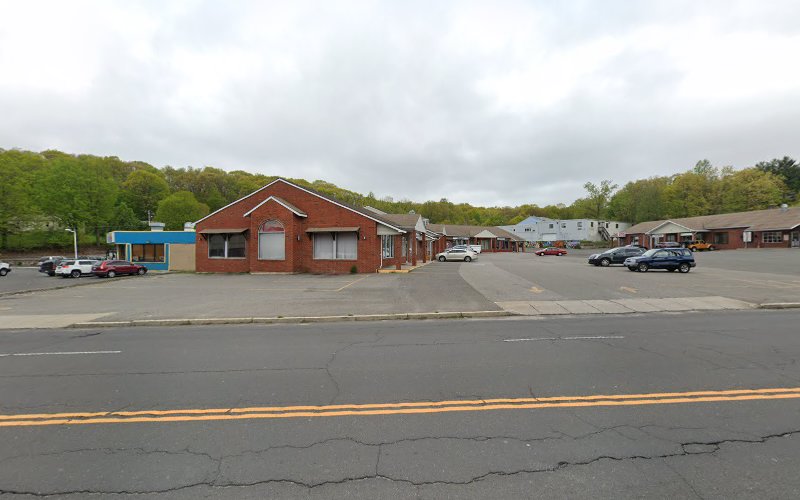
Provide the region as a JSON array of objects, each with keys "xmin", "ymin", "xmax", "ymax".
[{"xmin": 1, "ymin": 310, "xmax": 799, "ymax": 498}]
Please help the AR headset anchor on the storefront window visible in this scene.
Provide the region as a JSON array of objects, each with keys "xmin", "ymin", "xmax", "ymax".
[
  {"xmin": 762, "ymin": 231, "xmax": 782, "ymax": 243},
  {"xmin": 313, "ymin": 232, "xmax": 358, "ymax": 260},
  {"xmin": 208, "ymin": 233, "xmax": 246, "ymax": 258},
  {"xmin": 258, "ymin": 220, "xmax": 285, "ymax": 260},
  {"xmin": 130, "ymin": 244, "xmax": 165, "ymax": 262}
]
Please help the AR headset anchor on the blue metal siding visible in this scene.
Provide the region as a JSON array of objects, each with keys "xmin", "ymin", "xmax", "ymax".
[{"xmin": 110, "ymin": 231, "xmax": 196, "ymax": 244}]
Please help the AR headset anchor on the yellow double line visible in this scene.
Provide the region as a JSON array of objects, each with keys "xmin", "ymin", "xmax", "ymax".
[{"xmin": 3, "ymin": 387, "xmax": 800, "ymax": 428}]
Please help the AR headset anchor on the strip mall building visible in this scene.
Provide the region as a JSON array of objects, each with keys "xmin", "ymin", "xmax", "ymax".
[
  {"xmin": 623, "ymin": 206, "xmax": 800, "ymax": 250},
  {"xmin": 194, "ymin": 178, "xmax": 524, "ymax": 274}
]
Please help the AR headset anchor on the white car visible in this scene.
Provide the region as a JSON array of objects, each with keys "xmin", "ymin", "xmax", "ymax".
[
  {"xmin": 436, "ymin": 249, "xmax": 478, "ymax": 262},
  {"xmin": 55, "ymin": 259, "xmax": 99, "ymax": 278},
  {"xmin": 449, "ymin": 244, "xmax": 482, "ymax": 254},
  {"xmin": 0, "ymin": 262, "xmax": 10, "ymax": 277}
]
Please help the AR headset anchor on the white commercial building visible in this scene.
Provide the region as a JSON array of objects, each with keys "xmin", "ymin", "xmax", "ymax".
[{"xmin": 500, "ymin": 216, "xmax": 631, "ymax": 244}]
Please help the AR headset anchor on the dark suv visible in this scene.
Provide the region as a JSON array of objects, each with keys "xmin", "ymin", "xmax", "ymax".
[
  {"xmin": 588, "ymin": 246, "xmax": 646, "ymax": 267},
  {"xmin": 624, "ymin": 248, "xmax": 696, "ymax": 273},
  {"xmin": 38, "ymin": 257, "xmax": 65, "ymax": 276}
]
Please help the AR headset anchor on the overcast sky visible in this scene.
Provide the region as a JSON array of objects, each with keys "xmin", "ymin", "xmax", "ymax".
[{"xmin": 1, "ymin": 1, "xmax": 799, "ymax": 206}]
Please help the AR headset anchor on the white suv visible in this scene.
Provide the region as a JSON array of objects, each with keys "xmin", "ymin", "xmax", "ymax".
[
  {"xmin": 55, "ymin": 260, "xmax": 99, "ymax": 278},
  {"xmin": 0, "ymin": 262, "xmax": 10, "ymax": 277}
]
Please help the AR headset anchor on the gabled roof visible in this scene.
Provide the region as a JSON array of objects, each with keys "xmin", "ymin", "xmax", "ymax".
[
  {"xmin": 195, "ymin": 178, "xmax": 406, "ymax": 233},
  {"xmin": 438, "ymin": 224, "xmax": 525, "ymax": 241},
  {"xmin": 381, "ymin": 213, "xmax": 422, "ymax": 230},
  {"xmin": 242, "ymin": 196, "xmax": 307, "ymax": 218},
  {"xmin": 625, "ymin": 206, "xmax": 800, "ymax": 234}
]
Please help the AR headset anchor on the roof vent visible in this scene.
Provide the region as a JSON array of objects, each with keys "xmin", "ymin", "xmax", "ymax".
[
  {"xmin": 409, "ymin": 210, "xmax": 415, "ymax": 214},
  {"xmin": 781, "ymin": 203, "xmax": 789, "ymax": 212},
  {"xmin": 149, "ymin": 222, "xmax": 165, "ymax": 232},
  {"xmin": 183, "ymin": 222, "xmax": 196, "ymax": 231}
]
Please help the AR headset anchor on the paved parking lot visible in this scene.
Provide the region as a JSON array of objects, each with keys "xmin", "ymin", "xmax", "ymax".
[
  {"xmin": 0, "ymin": 249, "xmax": 797, "ymax": 327},
  {"xmin": 0, "ymin": 267, "xmax": 102, "ymax": 295}
]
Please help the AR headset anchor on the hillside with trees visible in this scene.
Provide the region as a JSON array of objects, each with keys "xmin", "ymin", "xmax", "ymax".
[{"xmin": 0, "ymin": 148, "xmax": 797, "ymax": 251}]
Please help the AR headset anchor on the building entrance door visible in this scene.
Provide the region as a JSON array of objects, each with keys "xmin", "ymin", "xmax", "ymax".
[{"xmin": 792, "ymin": 231, "xmax": 799, "ymax": 248}]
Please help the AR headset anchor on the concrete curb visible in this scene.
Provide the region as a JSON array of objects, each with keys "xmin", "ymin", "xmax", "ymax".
[
  {"xmin": 69, "ymin": 310, "xmax": 514, "ymax": 328},
  {"xmin": 759, "ymin": 302, "xmax": 800, "ymax": 310}
]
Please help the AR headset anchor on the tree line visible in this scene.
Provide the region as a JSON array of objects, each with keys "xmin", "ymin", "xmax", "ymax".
[{"xmin": 0, "ymin": 147, "xmax": 797, "ymax": 250}]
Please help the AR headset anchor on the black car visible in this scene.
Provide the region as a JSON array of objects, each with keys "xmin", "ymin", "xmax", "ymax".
[
  {"xmin": 588, "ymin": 246, "xmax": 646, "ymax": 267},
  {"xmin": 624, "ymin": 248, "xmax": 696, "ymax": 273},
  {"xmin": 38, "ymin": 257, "xmax": 65, "ymax": 276}
]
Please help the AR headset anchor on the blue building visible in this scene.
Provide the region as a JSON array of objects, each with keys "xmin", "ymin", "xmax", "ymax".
[{"xmin": 106, "ymin": 226, "xmax": 196, "ymax": 271}]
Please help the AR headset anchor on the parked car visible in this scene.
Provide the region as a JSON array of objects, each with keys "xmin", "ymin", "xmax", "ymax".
[
  {"xmin": 449, "ymin": 244, "xmax": 482, "ymax": 254},
  {"xmin": 534, "ymin": 247, "xmax": 567, "ymax": 256},
  {"xmin": 55, "ymin": 259, "xmax": 99, "ymax": 278},
  {"xmin": 436, "ymin": 249, "xmax": 478, "ymax": 262},
  {"xmin": 0, "ymin": 261, "xmax": 10, "ymax": 277},
  {"xmin": 685, "ymin": 240, "xmax": 716, "ymax": 252},
  {"xmin": 92, "ymin": 260, "xmax": 148, "ymax": 278},
  {"xmin": 624, "ymin": 248, "xmax": 696, "ymax": 273},
  {"xmin": 38, "ymin": 257, "xmax": 65, "ymax": 276},
  {"xmin": 588, "ymin": 246, "xmax": 646, "ymax": 266},
  {"xmin": 654, "ymin": 241, "xmax": 682, "ymax": 249}
]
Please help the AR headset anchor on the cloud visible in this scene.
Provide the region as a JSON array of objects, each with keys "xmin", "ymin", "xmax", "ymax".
[{"xmin": 1, "ymin": 0, "xmax": 799, "ymax": 206}]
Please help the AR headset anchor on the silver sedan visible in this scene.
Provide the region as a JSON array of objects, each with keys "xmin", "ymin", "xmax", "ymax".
[{"xmin": 436, "ymin": 249, "xmax": 478, "ymax": 262}]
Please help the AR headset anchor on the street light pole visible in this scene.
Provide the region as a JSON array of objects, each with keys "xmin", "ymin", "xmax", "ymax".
[{"xmin": 65, "ymin": 228, "xmax": 78, "ymax": 259}]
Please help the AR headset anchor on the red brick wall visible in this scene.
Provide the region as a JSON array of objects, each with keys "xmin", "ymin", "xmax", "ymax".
[{"xmin": 195, "ymin": 181, "xmax": 388, "ymax": 274}]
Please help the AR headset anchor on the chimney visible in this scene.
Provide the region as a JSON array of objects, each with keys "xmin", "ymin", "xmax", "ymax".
[
  {"xmin": 183, "ymin": 222, "xmax": 196, "ymax": 231},
  {"xmin": 149, "ymin": 222, "xmax": 165, "ymax": 232}
]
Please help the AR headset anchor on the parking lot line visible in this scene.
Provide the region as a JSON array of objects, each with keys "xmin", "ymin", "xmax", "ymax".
[{"xmin": 335, "ymin": 275, "xmax": 371, "ymax": 291}]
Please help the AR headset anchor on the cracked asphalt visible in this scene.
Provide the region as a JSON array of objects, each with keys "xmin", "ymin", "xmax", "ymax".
[{"xmin": 1, "ymin": 310, "xmax": 800, "ymax": 498}]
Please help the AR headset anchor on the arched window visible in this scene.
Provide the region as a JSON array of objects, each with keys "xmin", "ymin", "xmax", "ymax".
[{"xmin": 258, "ymin": 220, "xmax": 285, "ymax": 260}]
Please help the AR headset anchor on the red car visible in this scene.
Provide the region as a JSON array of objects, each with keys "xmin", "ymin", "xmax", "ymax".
[
  {"xmin": 92, "ymin": 260, "xmax": 148, "ymax": 278},
  {"xmin": 534, "ymin": 247, "xmax": 567, "ymax": 256}
]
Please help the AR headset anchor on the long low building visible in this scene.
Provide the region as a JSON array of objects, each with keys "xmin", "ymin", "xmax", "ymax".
[
  {"xmin": 623, "ymin": 206, "xmax": 800, "ymax": 249},
  {"xmin": 193, "ymin": 178, "xmax": 524, "ymax": 274}
]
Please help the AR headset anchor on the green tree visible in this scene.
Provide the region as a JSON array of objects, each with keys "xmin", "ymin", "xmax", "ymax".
[
  {"xmin": 79, "ymin": 155, "xmax": 119, "ymax": 243},
  {"xmin": 719, "ymin": 168, "xmax": 785, "ymax": 212},
  {"xmin": 35, "ymin": 155, "xmax": 90, "ymax": 229},
  {"xmin": 110, "ymin": 202, "xmax": 145, "ymax": 231},
  {"xmin": 582, "ymin": 180, "xmax": 618, "ymax": 220},
  {"xmin": 121, "ymin": 170, "xmax": 170, "ymax": 220},
  {"xmin": 0, "ymin": 150, "xmax": 41, "ymax": 248},
  {"xmin": 155, "ymin": 191, "xmax": 209, "ymax": 230},
  {"xmin": 755, "ymin": 156, "xmax": 800, "ymax": 202}
]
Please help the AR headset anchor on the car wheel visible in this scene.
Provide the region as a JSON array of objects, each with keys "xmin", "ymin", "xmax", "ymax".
[
  {"xmin": 464, "ymin": 256, "xmax": 472, "ymax": 262},
  {"xmin": 438, "ymin": 256, "xmax": 446, "ymax": 262},
  {"xmin": 48, "ymin": 271, "xmax": 55, "ymax": 277},
  {"xmin": 708, "ymin": 246, "xmax": 715, "ymax": 251},
  {"xmin": 137, "ymin": 268, "xmax": 146, "ymax": 275},
  {"xmin": 637, "ymin": 263, "xmax": 649, "ymax": 272},
  {"xmin": 107, "ymin": 270, "xmax": 116, "ymax": 278},
  {"xmin": 71, "ymin": 270, "xmax": 81, "ymax": 278},
  {"xmin": 690, "ymin": 247, "xmax": 697, "ymax": 252},
  {"xmin": 678, "ymin": 263, "xmax": 690, "ymax": 273},
  {"xmin": 0, "ymin": 269, "xmax": 7, "ymax": 276},
  {"xmin": 600, "ymin": 258, "xmax": 611, "ymax": 267}
]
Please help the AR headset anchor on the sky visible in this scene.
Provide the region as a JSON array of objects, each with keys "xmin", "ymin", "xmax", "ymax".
[{"xmin": 1, "ymin": 0, "xmax": 799, "ymax": 207}]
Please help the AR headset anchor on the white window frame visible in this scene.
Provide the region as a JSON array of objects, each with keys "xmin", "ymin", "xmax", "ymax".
[
  {"xmin": 381, "ymin": 235, "xmax": 395, "ymax": 258},
  {"xmin": 313, "ymin": 232, "xmax": 359, "ymax": 260},
  {"xmin": 258, "ymin": 220, "xmax": 286, "ymax": 261},
  {"xmin": 762, "ymin": 231, "xmax": 782, "ymax": 243}
]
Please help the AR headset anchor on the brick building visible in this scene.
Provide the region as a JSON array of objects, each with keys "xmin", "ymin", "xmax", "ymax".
[
  {"xmin": 623, "ymin": 206, "xmax": 800, "ymax": 250},
  {"xmin": 194, "ymin": 178, "xmax": 412, "ymax": 274},
  {"xmin": 426, "ymin": 224, "xmax": 525, "ymax": 252}
]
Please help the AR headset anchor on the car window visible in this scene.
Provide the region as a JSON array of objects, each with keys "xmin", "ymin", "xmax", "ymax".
[
  {"xmin": 62, "ymin": 261, "xmax": 75, "ymax": 266},
  {"xmin": 78, "ymin": 260, "xmax": 92, "ymax": 265},
  {"xmin": 653, "ymin": 250, "xmax": 669, "ymax": 258}
]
